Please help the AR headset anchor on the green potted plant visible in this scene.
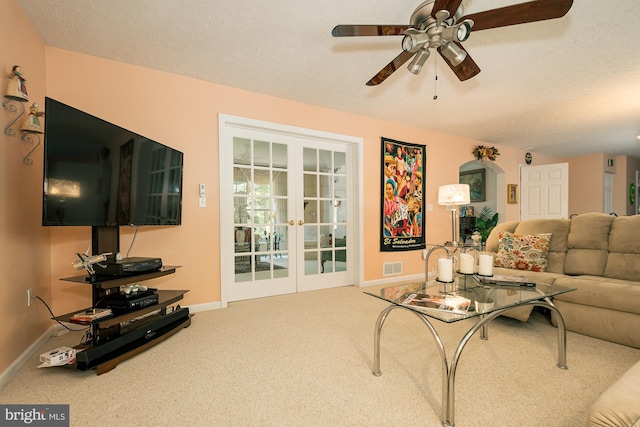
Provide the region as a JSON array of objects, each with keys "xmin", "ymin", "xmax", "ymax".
[{"xmin": 474, "ymin": 206, "xmax": 499, "ymax": 243}]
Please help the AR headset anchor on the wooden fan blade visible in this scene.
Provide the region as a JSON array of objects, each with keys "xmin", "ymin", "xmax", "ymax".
[
  {"xmin": 461, "ymin": 0, "xmax": 573, "ymax": 32},
  {"xmin": 437, "ymin": 43, "xmax": 481, "ymax": 81},
  {"xmin": 366, "ymin": 51, "xmax": 416, "ymax": 86},
  {"xmin": 431, "ymin": 0, "xmax": 464, "ymax": 19},
  {"xmin": 332, "ymin": 25, "xmax": 417, "ymax": 37}
]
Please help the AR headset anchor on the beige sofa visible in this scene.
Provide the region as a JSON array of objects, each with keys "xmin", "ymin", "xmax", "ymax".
[
  {"xmin": 484, "ymin": 212, "xmax": 640, "ymax": 426},
  {"xmin": 588, "ymin": 359, "xmax": 640, "ymax": 427},
  {"xmin": 484, "ymin": 212, "xmax": 640, "ymax": 349}
]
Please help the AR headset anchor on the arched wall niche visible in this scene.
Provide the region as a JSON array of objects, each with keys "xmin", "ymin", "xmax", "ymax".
[{"xmin": 459, "ymin": 160, "xmax": 507, "ymax": 228}]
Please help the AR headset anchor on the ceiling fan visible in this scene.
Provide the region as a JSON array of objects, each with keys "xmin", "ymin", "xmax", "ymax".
[{"xmin": 332, "ymin": 0, "xmax": 573, "ymax": 86}]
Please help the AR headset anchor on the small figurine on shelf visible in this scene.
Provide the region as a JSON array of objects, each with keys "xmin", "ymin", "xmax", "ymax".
[
  {"xmin": 21, "ymin": 103, "xmax": 44, "ymax": 133},
  {"xmin": 5, "ymin": 65, "xmax": 28, "ymax": 101},
  {"xmin": 72, "ymin": 251, "xmax": 110, "ymax": 276},
  {"xmin": 471, "ymin": 231, "xmax": 482, "ymax": 247}
]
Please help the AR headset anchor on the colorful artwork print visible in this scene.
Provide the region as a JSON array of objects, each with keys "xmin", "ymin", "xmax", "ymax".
[{"xmin": 381, "ymin": 137, "xmax": 426, "ymax": 252}]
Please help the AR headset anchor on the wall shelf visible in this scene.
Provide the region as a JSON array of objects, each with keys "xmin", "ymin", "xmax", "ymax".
[{"xmin": 3, "ymin": 98, "xmax": 42, "ymax": 164}]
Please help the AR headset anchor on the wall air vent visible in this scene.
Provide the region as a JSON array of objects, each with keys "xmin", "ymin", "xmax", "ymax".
[{"xmin": 383, "ymin": 262, "xmax": 403, "ymax": 276}]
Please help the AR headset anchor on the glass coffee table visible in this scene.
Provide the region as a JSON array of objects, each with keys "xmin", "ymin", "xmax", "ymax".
[{"xmin": 365, "ymin": 280, "xmax": 575, "ymax": 427}]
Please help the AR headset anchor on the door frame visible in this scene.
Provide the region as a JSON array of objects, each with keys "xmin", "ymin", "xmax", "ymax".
[
  {"xmin": 218, "ymin": 114, "xmax": 364, "ymax": 308},
  {"xmin": 604, "ymin": 172, "xmax": 614, "ymax": 214}
]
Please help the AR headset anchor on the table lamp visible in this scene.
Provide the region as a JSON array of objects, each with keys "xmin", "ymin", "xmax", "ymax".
[{"xmin": 438, "ymin": 183, "xmax": 470, "ymax": 246}]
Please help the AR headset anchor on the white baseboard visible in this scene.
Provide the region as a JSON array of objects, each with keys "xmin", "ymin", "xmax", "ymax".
[
  {"xmin": 0, "ymin": 325, "xmax": 56, "ymax": 390},
  {"xmin": 360, "ymin": 273, "xmax": 427, "ymax": 288},
  {"xmin": 186, "ymin": 301, "xmax": 221, "ymax": 313}
]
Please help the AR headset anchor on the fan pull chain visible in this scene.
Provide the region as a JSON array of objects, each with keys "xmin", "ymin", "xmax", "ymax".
[{"xmin": 433, "ymin": 54, "xmax": 438, "ymax": 100}]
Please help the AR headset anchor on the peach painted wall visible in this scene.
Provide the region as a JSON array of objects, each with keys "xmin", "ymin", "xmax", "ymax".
[
  {"xmin": 566, "ymin": 153, "xmax": 639, "ymax": 217},
  {"xmin": 0, "ymin": 0, "xmax": 50, "ymax": 374},
  {"xmin": 568, "ymin": 153, "xmax": 607, "ymax": 215},
  {"xmin": 43, "ymin": 47, "xmax": 565, "ymax": 316}
]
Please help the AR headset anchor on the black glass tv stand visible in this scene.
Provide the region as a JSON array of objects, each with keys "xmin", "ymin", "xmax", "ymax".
[{"xmin": 54, "ymin": 266, "xmax": 191, "ymax": 375}]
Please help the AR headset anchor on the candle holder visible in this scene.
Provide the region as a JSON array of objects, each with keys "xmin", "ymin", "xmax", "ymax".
[
  {"xmin": 455, "ymin": 247, "xmax": 477, "ymax": 291},
  {"xmin": 476, "ymin": 251, "xmax": 495, "ymax": 277},
  {"xmin": 456, "ymin": 249, "xmax": 476, "ymax": 275},
  {"xmin": 424, "ymin": 244, "xmax": 456, "ymax": 294},
  {"xmin": 436, "ymin": 255, "xmax": 455, "ymax": 294}
]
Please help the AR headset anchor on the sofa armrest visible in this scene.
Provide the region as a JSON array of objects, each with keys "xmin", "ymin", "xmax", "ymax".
[
  {"xmin": 589, "ymin": 360, "xmax": 640, "ymax": 426},
  {"xmin": 485, "ymin": 221, "xmax": 519, "ymax": 253}
]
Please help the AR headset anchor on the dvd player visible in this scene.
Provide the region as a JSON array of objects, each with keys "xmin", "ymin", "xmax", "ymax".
[
  {"xmin": 98, "ymin": 257, "xmax": 163, "ymax": 276},
  {"xmin": 98, "ymin": 290, "xmax": 159, "ymax": 313}
]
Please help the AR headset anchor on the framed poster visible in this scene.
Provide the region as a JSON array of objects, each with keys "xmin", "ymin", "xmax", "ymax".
[
  {"xmin": 459, "ymin": 169, "xmax": 486, "ymax": 202},
  {"xmin": 507, "ymin": 184, "xmax": 518, "ymax": 204},
  {"xmin": 381, "ymin": 137, "xmax": 426, "ymax": 252}
]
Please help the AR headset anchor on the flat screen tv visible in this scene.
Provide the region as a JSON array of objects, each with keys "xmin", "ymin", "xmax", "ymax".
[{"xmin": 42, "ymin": 97, "xmax": 183, "ymax": 227}]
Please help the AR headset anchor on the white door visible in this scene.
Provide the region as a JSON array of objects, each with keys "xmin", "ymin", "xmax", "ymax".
[
  {"xmin": 219, "ymin": 115, "xmax": 360, "ymax": 303},
  {"xmin": 297, "ymin": 142, "xmax": 352, "ymax": 292},
  {"xmin": 227, "ymin": 127, "xmax": 297, "ymax": 301},
  {"xmin": 520, "ymin": 163, "xmax": 569, "ymax": 220}
]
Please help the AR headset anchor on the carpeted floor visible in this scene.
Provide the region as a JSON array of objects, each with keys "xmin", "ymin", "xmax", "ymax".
[{"xmin": 2, "ymin": 284, "xmax": 639, "ymax": 426}]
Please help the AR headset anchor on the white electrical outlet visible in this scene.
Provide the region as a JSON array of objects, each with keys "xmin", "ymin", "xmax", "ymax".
[{"xmin": 27, "ymin": 288, "xmax": 33, "ymax": 306}]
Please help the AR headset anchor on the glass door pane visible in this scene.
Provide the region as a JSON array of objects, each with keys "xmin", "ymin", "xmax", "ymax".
[
  {"xmin": 302, "ymin": 148, "xmax": 348, "ymax": 277},
  {"xmin": 233, "ymin": 137, "xmax": 290, "ymax": 283}
]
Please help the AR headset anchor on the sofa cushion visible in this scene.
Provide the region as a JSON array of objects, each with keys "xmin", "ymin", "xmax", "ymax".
[
  {"xmin": 553, "ymin": 300, "xmax": 640, "ymax": 349},
  {"xmin": 552, "ymin": 276, "xmax": 640, "ymax": 316},
  {"xmin": 514, "ymin": 218, "xmax": 571, "ymax": 274},
  {"xmin": 565, "ymin": 213, "xmax": 614, "ymax": 276},
  {"xmin": 604, "ymin": 215, "xmax": 640, "ymax": 281},
  {"xmin": 494, "ymin": 231, "xmax": 552, "ymax": 272},
  {"xmin": 564, "ymin": 250, "xmax": 609, "ymax": 277}
]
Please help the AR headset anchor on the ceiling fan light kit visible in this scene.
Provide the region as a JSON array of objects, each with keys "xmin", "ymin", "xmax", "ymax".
[
  {"xmin": 407, "ymin": 48, "xmax": 430, "ymax": 75},
  {"xmin": 440, "ymin": 20, "xmax": 472, "ymax": 43},
  {"xmin": 332, "ymin": 0, "xmax": 574, "ymax": 85},
  {"xmin": 439, "ymin": 42, "xmax": 467, "ymax": 67}
]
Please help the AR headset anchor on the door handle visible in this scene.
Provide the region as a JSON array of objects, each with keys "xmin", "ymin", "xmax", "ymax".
[
  {"xmin": 288, "ymin": 220, "xmax": 294, "ymax": 225},
  {"xmin": 298, "ymin": 220, "xmax": 304, "ymax": 226}
]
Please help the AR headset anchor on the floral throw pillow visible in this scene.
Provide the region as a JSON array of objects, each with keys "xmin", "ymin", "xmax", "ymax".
[{"xmin": 494, "ymin": 231, "xmax": 552, "ymax": 272}]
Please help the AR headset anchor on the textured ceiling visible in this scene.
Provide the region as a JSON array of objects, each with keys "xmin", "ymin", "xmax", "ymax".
[{"xmin": 16, "ymin": 0, "xmax": 640, "ymax": 158}]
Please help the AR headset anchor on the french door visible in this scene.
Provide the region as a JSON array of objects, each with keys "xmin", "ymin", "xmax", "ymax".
[{"xmin": 219, "ymin": 115, "xmax": 359, "ymax": 303}]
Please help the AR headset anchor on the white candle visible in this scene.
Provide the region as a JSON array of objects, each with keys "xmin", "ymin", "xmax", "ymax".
[
  {"xmin": 437, "ymin": 257, "xmax": 453, "ymax": 282},
  {"xmin": 459, "ymin": 253, "xmax": 474, "ymax": 274},
  {"xmin": 478, "ymin": 253, "xmax": 493, "ymax": 276}
]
